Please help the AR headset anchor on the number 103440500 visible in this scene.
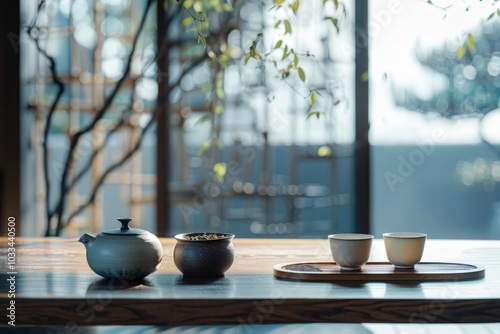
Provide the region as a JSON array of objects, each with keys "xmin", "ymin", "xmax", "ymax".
[{"xmin": 7, "ymin": 217, "xmax": 16, "ymax": 264}]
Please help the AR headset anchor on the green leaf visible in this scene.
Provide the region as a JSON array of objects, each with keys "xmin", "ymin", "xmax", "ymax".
[
  {"xmin": 294, "ymin": 55, "xmax": 299, "ymax": 67},
  {"xmin": 275, "ymin": 40, "xmax": 283, "ymax": 48},
  {"xmin": 333, "ymin": 0, "xmax": 339, "ymax": 9},
  {"xmin": 467, "ymin": 33, "xmax": 475, "ymax": 52},
  {"xmin": 310, "ymin": 90, "xmax": 323, "ymax": 106},
  {"xmin": 194, "ymin": 1, "xmax": 203, "ymax": 12},
  {"xmin": 257, "ymin": 33, "xmax": 263, "ymax": 38},
  {"xmin": 250, "ymin": 41, "xmax": 257, "ymax": 57},
  {"xmin": 298, "ymin": 67, "xmax": 306, "ymax": 82},
  {"xmin": 334, "ymin": 99, "xmax": 341, "ymax": 105},
  {"xmin": 306, "ymin": 112, "xmax": 317, "ymax": 120},
  {"xmin": 310, "ymin": 91, "xmax": 316, "ymax": 106},
  {"xmin": 201, "ymin": 83, "xmax": 213, "ymax": 92},
  {"xmin": 216, "ymin": 72, "xmax": 224, "ymax": 95},
  {"xmin": 291, "ymin": 0, "xmax": 300, "ymax": 14},
  {"xmin": 457, "ymin": 43, "xmax": 466, "ymax": 60},
  {"xmin": 214, "ymin": 138, "xmax": 223, "ymax": 149},
  {"xmin": 324, "ymin": 16, "xmax": 339, "ymax": 33},
  {"xmin": 215, "ymin": 102, "xmax": 223, "ymax": 114},
  {"xmin": 218, "ymin": 53, "xmax": 229, "ymax": 67},
  {"xmin": 216, "ymin": 88, "xmax": 225, "ymax": 99},
  {"xmin": 275, "ymin": 20, "xmax": 282, "ymax": 28},
  {"xmin": 274, "ymin": 0, "xmax": 286, "ymax": 5},
  {"xmin": 222, "ymin": 3, "xmax": 233, "ymax": 11},
  {"xmin": 195, "ymin": 114, "xmax": 210, "ymax": 125},
  {"xmin": 282, "ymin": 45, "xmax": 289, "ymax": 60},
  {"xmin": 317, "ymin": 145, "xmax": 331, "ymax": 157},
  {"xmin": 284, "ymin": 20, "xmax": 292, "ymax": 35},
  {"xmin": 197, "ymin": 33, "xmax": 206, "ymax": 47},
  {"xmin": 488, "ymin": 12, "xmax": 495, "ymax": 20},
  {"xmin": 244, "ymin": 53, "xmax": 252, "ymax": 65},
  {"xmin": 213, "ymin": 162, "xmax": 227, "ymax": 183},
  {"xmin": 211, "ymin": 0, "xmax": 223, "ymax": 13},
  {"xmin": 197, "ymin": 10, "xmax": 206, "ymax": 21},
  {"xmin": 199, "ymin": 140, "xmax": 211, "ymax": 154},
  {"xmin": 306, "ymin": 111, "xmax": 326, "ymax": 120},
  {"xmin": 182, "ymin": 16, "xmax": 194, "ymax": 27},
  {"xmin": 361, "ymin": 71, "xmax": 369, "ymax": 82},
  {"xmin": 311, "ymin": 89, "xmax": 322, "ymax": 97}
]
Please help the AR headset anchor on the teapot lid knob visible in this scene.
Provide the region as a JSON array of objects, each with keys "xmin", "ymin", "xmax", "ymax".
[
  {"xmin": 103, "ymin": 217, "xmax": 146, "ymax": 235},
  {"xmin": 117, "ymin": 218, "xmax": 132, "ymax": 230}
]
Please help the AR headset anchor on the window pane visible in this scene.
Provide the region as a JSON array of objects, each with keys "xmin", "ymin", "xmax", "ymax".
[
  {"xmin": 370, "ymin": 0, "xmax": 500, "ymax": 238},
  {"xmin": 21, "ymin": 0, "xmax": 157, "ymax": 236},
  {"xmin": 166, "ymin": 0, "xmax": 357, "ymax": 237}
]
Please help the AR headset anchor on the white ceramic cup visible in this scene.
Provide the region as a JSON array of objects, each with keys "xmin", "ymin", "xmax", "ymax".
[
  {"xmin": 328, "ymin": 233, "xmax": 374, "ymax": 271},
  {"xmin": 383, "ymin": 232, "xmax": 427, "ymax": 269}
]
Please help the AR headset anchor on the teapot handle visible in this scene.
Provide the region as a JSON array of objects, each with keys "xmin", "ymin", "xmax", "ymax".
[{"xmin": 117, "ymin": 218, "xmax": 132, "ymax": 230}]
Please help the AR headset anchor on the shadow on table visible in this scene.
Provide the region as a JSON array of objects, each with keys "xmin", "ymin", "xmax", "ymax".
[
  {"xmin": 86, "ymin": 277, "xmax": 155, "ymax": 291},
  {"xmin": 85, "ymin": 277, "xmax": 160, "ymax": 299},
  {"xmin": 175, "ymin": 275, "xmax": 232, "ymax": 285}
]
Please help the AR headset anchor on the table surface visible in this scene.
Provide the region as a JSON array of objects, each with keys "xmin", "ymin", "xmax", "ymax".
[{"xmin": 1, "ymin": 237, "xmax": 500, "ymax": 326}]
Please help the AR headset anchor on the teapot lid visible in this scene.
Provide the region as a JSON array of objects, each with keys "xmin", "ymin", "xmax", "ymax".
[{"xmin": 102, "ymin": 218, "xmax": 148, "ymax": 236}]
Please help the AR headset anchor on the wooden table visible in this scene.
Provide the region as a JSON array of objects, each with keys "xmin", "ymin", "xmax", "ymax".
[{"xmin": 1, "ymin": 238, "xmax": 500, "ymax": 327}]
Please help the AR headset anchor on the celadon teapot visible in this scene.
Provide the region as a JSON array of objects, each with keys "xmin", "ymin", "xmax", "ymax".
[{"xmin": 79, "ymin": 218, "xmax": 163, "ymax": 280}]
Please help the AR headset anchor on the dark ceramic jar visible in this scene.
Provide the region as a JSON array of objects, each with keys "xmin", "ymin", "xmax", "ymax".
[{"xmin": 173, "ymin": 232, "xmax": 235, "ymax": 277}]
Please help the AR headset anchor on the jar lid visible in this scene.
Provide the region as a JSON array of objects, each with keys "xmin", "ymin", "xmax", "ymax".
[{"xmin": 102, "ymin": 218, "xmax": 148, "ymax": 236}]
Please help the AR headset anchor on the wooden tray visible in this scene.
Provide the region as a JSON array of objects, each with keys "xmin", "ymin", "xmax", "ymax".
[{"xmin": 273, "ymin": 261, "xmax": 485, "ymax": 282}]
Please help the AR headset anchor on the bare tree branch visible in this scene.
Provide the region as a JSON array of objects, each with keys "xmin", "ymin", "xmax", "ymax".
[
  {"xmin": 60, "ymin": 0, "xmax": 209, "ymax": 233},
  {"xmin": 64, "ymin": 52, "xmax": 209, "ymax": 227},
  {"xmin": 64, "ymin": 118, "xmax": 154, "ymax": 226},
  {"xmin": 65, "ymin": 82, "xmax": 136, "ymax": 211},
  {"xmin": 52, "ymin": 0, "xmax": 155, "ymax": 235},
  {"xmin": 66, "ymin": 117, "xmax": 127, "ymax": 197},
  {"xmin": 26, "ymin": 0, "xmax": 65, "ymax": 236},
  {"xmin": 29, "ymin": 0, "xmax": 236, "ymax": 235}
]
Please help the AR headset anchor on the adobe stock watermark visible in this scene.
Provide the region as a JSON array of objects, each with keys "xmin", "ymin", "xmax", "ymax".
[
  {"xmin": 404, "ymin": 278, "xmax": 462, "ymax": 334},
  {"xmin": 7, "ymin": 31, "xmax": 29, "ymax": 55},
  {"xmin": 384, "ymin": 128, "xmax": 447, "ymax": 192},
  {"xmin": 51, "ymin": 275, "xmax": 143, "ymax": 334},
  {"xmin": 269, "ymin": 107, "xmax": 295, "ymax": 135},
  {"xmin": 6, "ymin": 217, "xmax": 17, "ymax": 327}
]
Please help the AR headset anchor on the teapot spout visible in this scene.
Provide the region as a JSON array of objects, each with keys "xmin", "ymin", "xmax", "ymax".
[{"xmin": 79, "ymin": 233, "xmax": 96, "ymax": 248}]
